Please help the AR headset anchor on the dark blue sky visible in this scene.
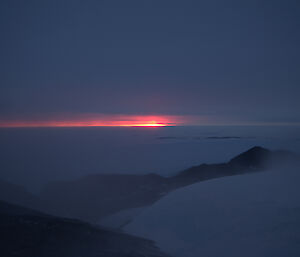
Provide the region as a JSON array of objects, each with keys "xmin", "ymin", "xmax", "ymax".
[{"xmin": 1, "ymin": 0, "xmax": 299, "ymax": 125}]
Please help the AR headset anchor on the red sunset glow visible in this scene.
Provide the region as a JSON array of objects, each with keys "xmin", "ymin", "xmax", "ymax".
[{"xmin": 0, "ymin": 114, "xmax": 194, "ymax": 128}]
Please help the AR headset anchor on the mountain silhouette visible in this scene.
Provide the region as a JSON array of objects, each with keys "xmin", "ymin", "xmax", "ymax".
[
  {"xmin": 229, "ymin": 146, "xmax": 271, "ymax": 167},
  {"xmin": 39, "ymin": 146, "xmax": 299, "ymax": 222}
]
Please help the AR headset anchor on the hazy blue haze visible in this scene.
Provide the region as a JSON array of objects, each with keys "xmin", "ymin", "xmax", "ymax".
[{"xmin": 0, "ymin": 126, "xmax": 299, "ymax": 190}]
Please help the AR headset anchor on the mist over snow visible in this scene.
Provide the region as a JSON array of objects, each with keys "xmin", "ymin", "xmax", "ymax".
[
  {"xmin": 125, "ymin": 165, "xmax": 300, "ymax": 257},
  {"xmin": 0, "ymin": 125, "xmax": 299, "ymax": 190}
]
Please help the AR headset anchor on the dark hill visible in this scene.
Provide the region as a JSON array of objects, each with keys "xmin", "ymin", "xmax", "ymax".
[
  {"xmin": 39, "ymin": 146, "xmax": 299, "ymax": 222},
  {"xmin": 229, "ymin": 146, "xmax": 271, "ymax": 168},
  {"xmin": 169, "ymin": 146, "xmax": 275, "ymax": 187}
]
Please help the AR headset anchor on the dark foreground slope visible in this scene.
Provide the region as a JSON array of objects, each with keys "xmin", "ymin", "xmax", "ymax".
[
  {"xmin": 0, "ymin": 200, "xmax": 170, "ymax": 257},
  {"xmin": 39, "ymin": 146, "xmax": 299, "ymax": 222}
]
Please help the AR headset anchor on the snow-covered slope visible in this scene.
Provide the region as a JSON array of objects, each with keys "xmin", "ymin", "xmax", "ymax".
[{"xmin": 125, "ymin": 166, "xmax": 300, "ymax": 257}]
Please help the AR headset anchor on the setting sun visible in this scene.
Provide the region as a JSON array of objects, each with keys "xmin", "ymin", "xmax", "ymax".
[{"xmin": 121, "ymin": 122, "xmax": 167, "ymax": 127}]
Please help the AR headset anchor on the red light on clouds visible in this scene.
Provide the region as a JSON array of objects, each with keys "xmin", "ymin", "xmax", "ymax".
[{"xmin": 0, "ymin": 114, "xmax": 193, "ymax": 128}]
